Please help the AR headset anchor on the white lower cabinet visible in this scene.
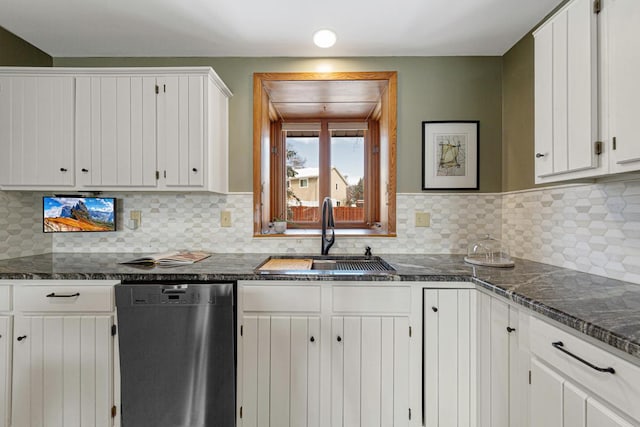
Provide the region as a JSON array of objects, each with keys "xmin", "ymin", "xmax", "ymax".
[
  {"xmin": 331, "ymin": 315, "xmax": 409, "ymax": 427},
  {"xmin": 477, "ymin": 291, "xmax": 531, "ymax": 427},
  {"xmin": 241, "ymin": 315, "xmax": 321, "ymax": 427},
  {"xmin": 531, "ymin": 358, "xmax": 635, "ymax": 427},
  {"xmin": 530, "ymin": 316, "xmax": 640, "ymax": 427},
  {"xmin": 0, "ymin": 316, "xmax": 11, "ymax": 427},
  {"xmin": 2, "ymin": 281, "xmax": 118, "ymax": 427},
  {"xmin": 423, "ymin": 289, "xmax": 476, "ymax": 427},
  {"xmin": 237, "ymin": 281, "xmax": 413, "ymax": 427},
  {"xmin": 12, "ymin": 315, "xmax": 114, "ymax": 427}
]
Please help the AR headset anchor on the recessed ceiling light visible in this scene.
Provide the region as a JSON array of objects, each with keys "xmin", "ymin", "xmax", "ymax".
[{"xmin": 313, "ymin": 29, "xmax": 337, "ymax": 48}]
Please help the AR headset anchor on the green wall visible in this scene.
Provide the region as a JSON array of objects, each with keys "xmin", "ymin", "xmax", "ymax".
[
  {"xmin": 0, "ymin": 26, "xmax": 52, "ymax": 66},
  {"xmin": 502, "ymin": 34, "xmax": 535, "ymax": 192},
  {"xmin": 53, "ymin": 56, "xmax": 503, "ymax": 193}
]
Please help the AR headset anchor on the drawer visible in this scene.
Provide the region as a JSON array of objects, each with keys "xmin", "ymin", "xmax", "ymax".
[
  {"xmin": 14, "ymin": 284, "xmax": 114, "ymax": 312},
  {"xmin": 332, "ymin": 286, "xmax": 411, "ymax": 313},
  {"xmin": 0, "ymin": 286, "xmax": 11, "ymax": 312},
  {"xmin": 242, "ymin": 285, "xmax": 321, "ymax": 312},
  {"xmin": 530, "ymin": 316, "xmax": 640, "ymax": 421}
]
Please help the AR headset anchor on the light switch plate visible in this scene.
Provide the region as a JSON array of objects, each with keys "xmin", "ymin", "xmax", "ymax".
[
  {"xmin": 415, "ymin": 212, "xmax": 431, "ymax": 227},
  {"xmin": 221, "ymin": 211, "xmax": 232, "ymax": 227}
]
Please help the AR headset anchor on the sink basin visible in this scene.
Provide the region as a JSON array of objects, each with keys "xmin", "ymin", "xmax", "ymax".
[{"xmin": 256, "ymin": 255, "xmax": 396, "ymax": 275}]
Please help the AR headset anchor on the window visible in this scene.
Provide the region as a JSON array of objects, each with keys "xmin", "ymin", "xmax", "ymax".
[
  {"xmin": 253, "ymin": 72, "xmax": 397, "ymax": 236},
  {"xmin": 280, "ymin": 122, "xmax": 372, "ymax": 228}
]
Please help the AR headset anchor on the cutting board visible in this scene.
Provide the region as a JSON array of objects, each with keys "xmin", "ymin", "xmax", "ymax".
[{"xmin": 259, "ymin": 258, "xmax": 313, "ymax": 271}]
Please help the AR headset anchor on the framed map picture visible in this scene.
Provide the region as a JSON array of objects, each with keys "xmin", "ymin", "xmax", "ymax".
[{"xmin": 422, "ymin": 121, "xmax": 479, "ymax": 190}]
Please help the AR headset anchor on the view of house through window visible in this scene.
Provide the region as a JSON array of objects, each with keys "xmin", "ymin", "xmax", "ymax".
[
  {"xmin": 284, "ymin": 124, "xmax": 366, "ymax": 226},
  {"xmin": 285, "ymin": 130, "xmax": 319, "ymax": 223}
]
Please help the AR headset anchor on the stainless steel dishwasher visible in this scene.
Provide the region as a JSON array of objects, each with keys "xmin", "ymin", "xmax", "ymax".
[{"xmin": 115, "ymin": 281, "xmax": 235, "ymax": 427}]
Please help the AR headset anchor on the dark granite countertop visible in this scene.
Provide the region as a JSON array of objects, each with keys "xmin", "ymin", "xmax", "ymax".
[{"xmin": 0, "ymin": 252, "xmax": 639, "ymax": 362}]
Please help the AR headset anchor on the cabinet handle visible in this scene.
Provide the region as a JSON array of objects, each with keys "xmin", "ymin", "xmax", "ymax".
[
  {"xmin": 81, "ymin": 168, "xmax": 89, "ymax": 173},
  {"xmin": 192, "ymin": 168, "xmax": 198, "ymax": 173},
  {"xmin": 432, "ymin": 306, "xmax": 438, "ymax": 312},
  {"xmin": 337, "ymin": 336, "xmax": 342, "ymax": 342},
  {"xmin": 506, "ymin": 326, "xmax": 516, "ymax": 333},
  {"xmin": 17, "ymin": 335, "xmax": 27, "ymax": 341},
  {"xmin": 60, "ymin": 168, "xmax": 68, "ymax": 172},
  {"xmin": 310, "ymin": 336, "xmax": 315, "ymax": 343},
  {"xmin": 535, "ymin": 153, "xmax": 545, "ymax": 158},
  {"xmin": 46, "ymin": 292, "xmax": 80, "ymax": 298},
  {"xmin": 552, "ymin": 341, "xmax": 615, "ymax": 374}
]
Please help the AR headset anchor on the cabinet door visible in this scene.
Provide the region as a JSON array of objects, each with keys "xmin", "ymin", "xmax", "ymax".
[
  {"xmin": 531, "ymin": 358, "xmax": 564, "ymax": 427},
  {"xmin": 0, "ymin": 316, "xmax": 11, "ymax": 427},
  {"xmin": 477, "ymin": 293, "xmax": 509, "ymax": 427},
  {"xmin": 423, "ymin": 289, "xmax": 476, "ymax": 427},
  {"xmin": 157, "ymin": 75, "xmax": 205, "ymax": 188},
  {"xmin": 607, "ymin": 0, "xmax": 640, "ymax": 173},
  {"xmin": 587, "ymin": 398, "xmax": 635, "ymax": 427},
  {"xmin": 477, "ymin": 293, "xmax": 531, "ymax": 427},
  {"xmin": 534, "ymin": 0, "xmax": 599, "ymax": 183},
  {"xmin": 76, "ymin": 76, "xmax": 157, "ymax": 187},
  {"xmin": 12, "ymin": 315, "xmax": 114, "ymax": 427},
  {"xmin": 0, "ymin": 76, "xmax": 75, "ymax": 187},
  {"xmin": 332, "ymin": 316, "xmax": 409, "ymax": 427},
  {"xmin": 241, "ymin": 315, "xmax": 320, "ymax": 427},
  {"xmin": 508, "ymin": 306, "xmax": 531, "ymax": 427},
  {"xmin": 531, "ymin": 358, "xmax": 636, "ymax": 427}
]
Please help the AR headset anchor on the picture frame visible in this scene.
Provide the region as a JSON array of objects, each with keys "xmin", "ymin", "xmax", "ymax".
[{"xmin": 422, "ymin": 120, "xmax": 479, "ymax": 190}]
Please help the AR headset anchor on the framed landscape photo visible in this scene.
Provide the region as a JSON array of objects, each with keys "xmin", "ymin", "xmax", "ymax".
[{"xmin": 422, "ymin": 120, "xmax": 479, "ymax": 190}]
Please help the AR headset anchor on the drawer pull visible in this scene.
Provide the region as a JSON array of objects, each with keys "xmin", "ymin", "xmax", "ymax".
[
  {"xmin": 552, "ymin": 341, "xmax": 615, "ymax": 374},
  {"xmin": 46, "ymin": 292, "xmax": 80, "ymax": 298},
  {"xmin": 507, "ymin": 326, "xmax": 516, "ymax": 333},
  {"xmin": 310, "ymin": 336, "xmax": 315, "ymax": 343},
  {"xmin": 17, "ymin": 335, "xmax": 27, "ymax": 341}
]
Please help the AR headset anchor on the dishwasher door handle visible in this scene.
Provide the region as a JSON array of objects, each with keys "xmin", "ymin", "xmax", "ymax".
[{"xmin": 162, "ymin": 288, "xmax": 187, "ymax": 294}]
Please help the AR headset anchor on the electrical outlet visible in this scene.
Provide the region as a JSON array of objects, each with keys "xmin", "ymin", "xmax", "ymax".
[
  {"xmin": 130, "ymin": 210, "xmax": 141, "ymax": 222},
  {"xmin": 415, "ymin": 212, "xmax": 431, "ymax": 227},
  {"xmin": 221, "ymin": 211, "xmax": 232, "ymax": 227}
]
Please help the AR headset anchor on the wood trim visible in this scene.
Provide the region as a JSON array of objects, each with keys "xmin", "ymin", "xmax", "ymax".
[
  {"xmin": 254, "ymin": 71, "xmax": 397, "ymax": 82},
  {"xmin": 253, "ymin": 74, "xmax": 263, "ymax": 234},
  {"xmin": 387, "ymin": 72, "xmax": 397, "ymax": 235}
]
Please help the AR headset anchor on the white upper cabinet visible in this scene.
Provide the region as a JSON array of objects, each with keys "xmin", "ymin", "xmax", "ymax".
[
  {"xmin": 534, "ymin": 0, "xmax": 601, "ymax": 184},
  {"xmin": 75, "ymin": 68, "xmax": 231, "ymax": 192},
  {"xmin": 0, "ymin": 67, "xmax": 231, "ymax": 192},
  {"xmin": 0, "ymin": 75, "xmax": 75, "ymax": 187},
  {"xmin": 156, "ymin": 75, "xmax": 205, "ymax": 189},
  {"xmin": 604, "ymin": 0, "xmax": 640, "ymax": 173},
  {"xmin": 76, "ymin": 75, "xmax": 157, "ymax": 187}
]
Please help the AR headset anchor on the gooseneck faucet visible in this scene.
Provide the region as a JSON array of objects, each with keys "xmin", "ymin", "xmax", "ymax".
[{"xmin": 321, "ymin": 197, "xmax": 335, "ymax": 255}]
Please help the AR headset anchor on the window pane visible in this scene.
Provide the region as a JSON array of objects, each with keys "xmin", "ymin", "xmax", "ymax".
[
  {"xmin": 330, "ymin": 133, "xmax": 365, "ymax": 223},
  {"xmin": 286, "ymin": 133, "xmax": 319, "ymax": 223}
]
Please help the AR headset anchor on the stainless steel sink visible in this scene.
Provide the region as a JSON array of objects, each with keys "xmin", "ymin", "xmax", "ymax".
[{"xmin": 256, "ymin": 255, "xmax": 396, "ymax": 275}]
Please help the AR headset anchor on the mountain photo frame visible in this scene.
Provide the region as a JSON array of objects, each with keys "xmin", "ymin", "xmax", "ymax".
[{"xmin": 422, "ymin": 120, "xmax": 479, "ymax": 190}]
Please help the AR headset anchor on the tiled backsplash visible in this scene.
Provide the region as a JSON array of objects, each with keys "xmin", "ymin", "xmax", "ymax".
[
  {"xmin": 2, "ymin": 177, "xmax": 640, "ymax": 285},
  {"xmin": 49, "ymin": 192, "xmax": 503, "ymax": 255},
  {"xmin": 503, "ymin": 179, "xmax": 640, "ymax": 285},
  {"xmin": 0, "ymin": 191, "xmax": 51, "ymax": 259}
]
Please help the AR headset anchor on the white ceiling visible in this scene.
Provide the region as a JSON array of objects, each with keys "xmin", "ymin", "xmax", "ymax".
[{"xmin": 0, "ymin": 0, "xmax": 563, "ymax": 57}]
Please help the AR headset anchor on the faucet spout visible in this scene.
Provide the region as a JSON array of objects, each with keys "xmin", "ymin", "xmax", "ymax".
[{"xmin": 321, "ymin": 197, "xmax": 335, "ymax": 255}]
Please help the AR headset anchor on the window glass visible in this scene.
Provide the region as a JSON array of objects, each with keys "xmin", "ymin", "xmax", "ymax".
[
  {"xmin": 330, "ymin": 131, "xmax": 365, "ymax": 223},
  {"xmin": 286, "ymin": 132, "xmax": 319, "ymax": 223}
]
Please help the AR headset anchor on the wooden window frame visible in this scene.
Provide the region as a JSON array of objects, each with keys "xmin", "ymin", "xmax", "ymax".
[{"xmin": 253, "ymin": 71, "xmax": 397, "ymax": 237}]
